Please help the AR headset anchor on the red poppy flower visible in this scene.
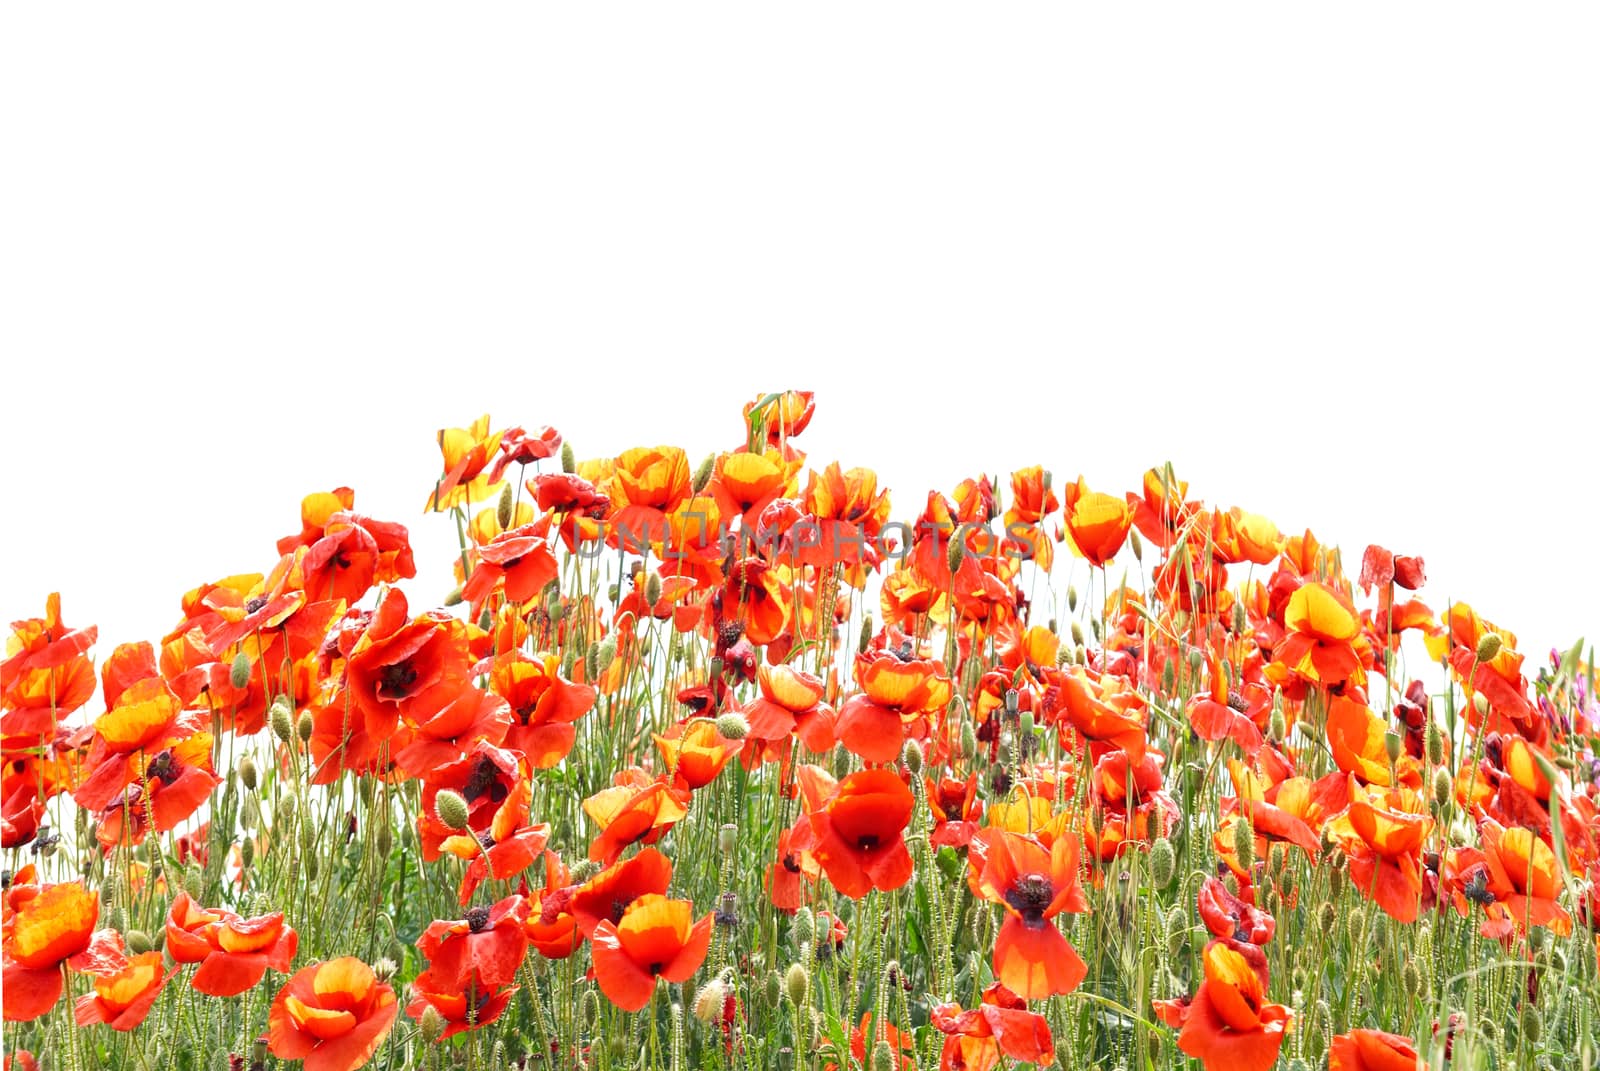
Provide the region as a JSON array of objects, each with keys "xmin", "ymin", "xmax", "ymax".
[
  {"xmin": 794, "ymin": 766, "xmax": 915, "ymax": 899},
  {"xmin": 268, "ymin": 958, "xmax": 399, "ymax": 1071},
  {"xmin": 742, "ymin": 663, "xmax": 836, "ymax": 761},
  {"xmin": 1329, "ymin": 1028, "xmax": 1424, "ymax": 1070},
  {"xmin": 392, "ymin": 684, "xmax": 511, "ymax": 780},
  {"xmin": 426, "ymin": 414, "xmax": 505, "ymax": 512},
  {"xmin": 3, "ymin": 881, "xmax": 99, "ymax": 1020},
  {"xmin": 975, "ymin": 829, "xmax": 1089, "ymax": 999},
  {"xmin": 441, "ymin": 777, "xmax": 551, "ymax": 905},
  {"xmin": 75, "ymin": 950, "xmax": 177, "ymax": 1030},
  {"xmin": 927, "ymin": 773, "xmax": 983, "ymax": 849},
  {"xmin": 568, "ymin": 847, "xmax": 673, "ymax": 937},
  {"xmin": 1154, "ymin": 941, "xmax": 1291, "ymax": 1071},
  {"xmin": 525, "ymin": 852, "xmax": 584, "ymax": 960},
  {"xmin": 1477, "ymin": 818, "xmax": 1571, "ymax": 936},
  {"xmin": 835, "ymin": 650, "xmax": 953, "ymax": 764},
  {"xmin": 1044, "ymin": 666, "xmax": 1148, "ymax": 764},
  {"xmin": 1196, "ymin": 876, "xmax": 1275, "ymax": 944},
  {"xmin": 743, "ymin": 390, "xmax": 816, "ymax": 446},
  {"xmin": 655, "ymin": 718, "xmax": 742, "ymax": 790},
  {"xmin": 1329, "ymin": 778, "xmax": 1433, "ymax": 923},
  {"xmin": 768, "ymin": 822, "xmax": 822, "ymax": 912},
  {"xmin": 931, "ymin": 983, "xmax": 1053, "ymax": 1071},
  {"xmin": 405, "ymin": 969, "xmax": 517, "ymax": 1039},
  {"xmin": 489, "ymin": 424, "xmax": 563, "ymax": 480},
  {"xmin": 796, "ymin": 462, "xmax": 892, "ymax": 571},
  {"xmin": 164, "ymin": 892, "xmax": 299, "ymax": 997},
  {"xmin": 591, "ymin": 894, "xmax": 713, "ymax": 1012},
  {"xmin": 1, "ymin": 593, "xmax": 98, "ymax": 735},
  {"xmin": 461, "ymin": 524, "xmax": 560, "ymax": 620},
  {"xmin": 417, "ymin": 895, "xmax": 530, "ymax": 992},
  {"xmin": 415, "ymin": 742, "xmax": 523, "ymax": 862}
]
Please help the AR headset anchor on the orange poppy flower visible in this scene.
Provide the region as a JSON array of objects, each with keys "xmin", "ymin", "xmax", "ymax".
[
  {"xmin": 2, "ymin": 592, "xmax": 97, "ymax": 736},
  {"xmin": 1208, "ymin": 507, "xmax": 1282, "ymax": 566},
  {"xmin": 743, "ymin": 390, "xmax": 816, "ymax": 446},
  {"xmin": 460, "ymin": 524, "xmax": 559, "ymax": 620},
  {"xmin": 583, "ymin": 771, "xmax": 690, "ymax": 866},
  {"xmin": 605, "ymin": 446, "xmax": 692, "ymax": 551},
  {"xmin": 975, "ymin": 829, "xmax": 1089, "ymax": 999},
  {"xmin": 74, "ymin": 950, "xmax": 177, "ymax": 1030},
  {"xmin": 1044, "ymin": 666, "xmax": 1148, "ymax": 764},
  {"xmin": 1478, "ymin": 818, "xmax": 1571, "ymax": 936},
  {"xmin": 1273, "ymin": 582, "xmax": 1367, "ymax": 690},
  {"xmin": 1329, "ymin": 1028, "xmax": 1424, "ymax": 1070},
  {"xmin": 1125, "ymin": 467, "xmax": 1197, "ymax": 548},
  {"xmin": 654, "ymin": 718, "xmax": 742, "ymax": 791},
  {"xmin": 931, "ymin": 984, "xmax": 1053, "ymax": 1071},
  {"xmin": 742, "ymin": 663, "xmax": 836, "ymax": 760},
  {"xmin": 1326, "ymin": 696, "xmax": 1421, "ymax": 788},
  {"xmin": 1329, "ymin": 778, "xmax": 1433, "ymax": 923},
  {"xmin": 591, "ymin": 894, "xmax": 713, "ymax": 1012},
  {"xmin": 426, "ymin": 414, "xmax": 505, "ymax": 512},
  {"xmin": 1, "ymin": 881, "xmax": 98, "ymax": 1021},
  {"xmin": 267, "ymin": 957, "xmax": 399, "ymax": 1071},
  {"xmin": 1154, "ymin": 940, "xmax": 1291, "ymax": 1071},
  {"xmin": 486, "ymin": 651, "xmax": 596, "ymax": 769},
  {"xmin": 710, "ymin": 448, "xmax": 802, "ymax": 532},
  {"xmin": 1424, "ymin": 603, "xmax": 1534, "ymax": 730},
  {"xmin": 164, "ymin": 892, "xmax": 299, "ymax": 996},
  {"xmin": 1062, "ymin": 476, "xmax": 1133, "ymax": 566},
  {"xmin": 795, "ymin": 766, "xmax": 915, "ymax": 898},
  {"xmin": 798, "ymin": 462, "xmax": 892, "ymax": 571},
  {"xmin": 768, "ymin": 821, "xmax": 822, "ymax": 912},
  {"xmin": 835, "ymin": 650, "xmax": 953, "ymax": 763},
  {"xmin": 405, "ymin": 969, "xmax": 517, "ymax": 1039}
]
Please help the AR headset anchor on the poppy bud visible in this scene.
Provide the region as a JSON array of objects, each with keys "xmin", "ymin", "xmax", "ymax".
[
  {"xmin": 946, "ymin": 533, "xmax": 965, "ymax": 574},
  {"xmin": 1520, "ymin": 1004, "xmax": 1542, "ymax": 1044},
  {"xmin": 375, "ymin": 822, "xmax": 392, "ymax": 858},
  {"xmin": 959, "ymin": 721, "xmax": 978, "ymax": 763},
  {"xmin": 580, "ymin": 990, "xmax": 600, "ymax": 1030},
  {"xmin": 858, "ymin": 615, "xmax": 873, "ymax": 655},
  {"xmin": 1384, "ymin": 729, "xmax": 1404, "ymax": 765},
  {"xmin": 643, "ymin": 571, "xmax": 662, "ymax": 610},
  {"xmin": 1475, "ymin": 632, "xmax": 1503, "ymax": 662},
  {"xmin": 714, "ymin": 712, "xmax": 749, "ymax": 741},
  {"xmin": 270, "ymin": 696, "xmax": 296, "ymax": 744},
  {"xmin": 1231, "ymin": 601, "xmax": 1247, "ymax": 635},
  {"xmin": 1070, "ymin": 621, "xmax": 1085, "ymax": 648},
  {"xmin": 234, "ymin": 753, "xmax": 258, "ymax": 792},
  {"xmin": 305, "ymin": 854, "xmax": 319, "ymax": 881},
  {"xmin": 901, "ymin": 740, "xmax": 924, "ymax": 776},
  {"xmin": 692, "ymin": 453, "xmax": 716, "ymax": 494},
  {"xmin": 1433, "ymin": 767, "xmax": 1453, "ymax": 809},
  {"xmin": 240, "ymin": 838, "xmax": 255, "ymax": 868},
  {"xmin": 127, "ymin": 929, "xmax": 154, "ymax": 954},
  {"xmin": 495, "ymin": 482, "xmax": 514, "ymax": 529},
  {"xmin": 791, "ymin": 908, "xmax": 815, "ymax": 952},
  {"xmin": 1129, "ymin": 529, "xmax": 1144, "ymax": 562},
  {"xmin": 420, "ymin": 1004, "xmax": 448, "ymax": 1044},
  {"xmin": 1188, "ymin": 649, "xmax": 1204, "ymax": 680},
  {"xmin": 230, "ymin": 651, "xmax": 252, "ymax": 690},
  {"xmin": 1370, "ymin": 911, "xmax": 1389, "ymax": 947},
  {"xmin": 1067, "ymin": 586, "xmax": 1079, "ymax": 612},
  {"xmin": 1091, "ymin": 618, "xmax": 1102, "ymax": 642},
  {"xmin": 784, "ymin": 963, "xmax": 810, "ymax": 1007},
  {"xmin": 568, "ymin": 859, "xmax": 601, "ymax": 884},
  {"xmin": 692, "ymin": 979, "xmax": 727, "ymax": 1023},
  {"xmin": 444, "ymin": 585, "xmax": 464, "ymax": 607},
  {"xmin": 1232, "ymin": 817, "xmax": 1254, "ymax": 870},
  {"xmin": 434, "ymin": 789, "xmax": 471, "ymax": 832},
  {"xmin": 1426, "ymin": 719, "xmax": 1445, "ymax": 765},
  {"xmin": 1161, "ymin": 658, "xmax": 1176, "ymax": 696},
  {"xmin": 1402, "ymin": 960, "xmax": 1423, "ymax": 999},
  {"xmin": 1295, "ymin": 718, "xmax": 1319, "ymax": 740},
  {"xmin": 871, "ymin": 1039, "xmax": 894, "ymax": 1071},
  {"xmin": 560, "ymin": 442, "xmax": 576, "ymax": 474},
  {"xmin": 594, "ymin": 638, "xmax": 617, "ymax": 678},
  {"xmin": 1317, "ymin": 901, "xmax": 1337, "ymax": 935},
  {"xmin": 477, "ymin": 607, "xmax": 493, "ymax": 631},
  {"xmin": 296, "ymin": 710, "xmax": 314, "ymax": 743},
  {"xmin": 1150, "ymin": 837, "xmax": 1176, "ymax": 889}
]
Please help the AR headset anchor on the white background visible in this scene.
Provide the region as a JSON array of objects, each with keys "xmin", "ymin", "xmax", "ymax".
[{"xmin": 4, "ymin": 5, "xmax": 1597, "ymax": 675}]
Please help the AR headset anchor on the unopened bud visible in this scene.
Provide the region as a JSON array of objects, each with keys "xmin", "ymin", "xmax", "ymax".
[
  {"xmin": 714, "ymin": 712, "xmax": 749, "ymax": 741},
  {"xmin": 692, "ymin": 454, "xmax": 717, "ymax": 494},
  {"xmin": 1232, "ymin": 601, "xmax": 1247, "ymax": 635},
  {"xmin": 269, "ymin": 696, "xmax": 296, "ymax": 744},
  {"xmin": 560, "ymin": 442, "xmax": 576, "ymax": 474},
  {"xmin": 959, "ymin": 721, "xmax": 978, "ymax": 762},
  {"xmin": 444, "ymin": 585, "xmax": 464, "ymax": 607},
  {"xmin": 1232, "ymin": 817, "xmax": 1254, "ymax": 870},
  {"xmin": 1475, "ymin": 632, "xmax": 1503, "ymax": 662},
  {"xmin": 240, "ymin": 838, "xmax": 255, "ymax": 868},
  {"xmin": 1520, "ymin": 1004, "xmax": 1542, "ymax": 1044},
  {"xmin": 1070, "ymin": 621, "xmax": 1085, "ymax": 648},
  {"xmin": 126, "ymin": 929, "xmax": 154, "ymax": 954},
  {"xmin": 1067, "ymin": 586, "xmax": 1079, "ymax": 612},
  {"xmin": 791, "ymin": 908, "xmax": 815, "ymax": 952},
  {"xmin": 1384, "ymin": 729, "xmax": 1404, "ymax": 765},
  {"xmin": 946, "ymin": 534, "xmax": 966, "ymax": 574},
  {"xmin": 434, "ymin": 790, "xmax": 471, "ymax": 832},
  {"xmin": 420, "ymin": 1004, "xmax": 447, "ymax": 1044},
  {"xmin": 1150, "ymin": 838, "xmax": 1176, "ymax": 889},
  {"xmin": 871, "ymin": 1039, "xmax": 895, "ymax": 1071},
  {"xmin": 1317, "ymin": 901, "xmax": 1337, "ymax": 935},
  {"xmin": 594, "ymin": 638, "xmax": 617, "ymax": 678},
  {"xmin": 568, "ymin": 859, "xmax": 602, "ymax": 884},
  {"xmin": 1433, "ymin": 767, "xmax": 1453, "ymax": 809},
  {"xmin": 477, "ymin": 607, "xmax": 493, "ymax": 631},
  {"xmin": 296, "ymin": 710, "xmax": 314, "ymax": 743},
  {"xmin": 580, "ymin": 990, "xmax": 600, "ymax": 1029},
  {"xmin": 692, "ymin": 979, "xmax": 728, "ymax": 1023},
  {"xmin": 1161, "ymin": 659, "xmax": 1176, "ymax": 696},
  {"xmin": 495, "ymin": 482, "xmax": 514, "ymax": 529},
  {"xmin": 230, "ymin": 651, "xmax": 252, "ymax": 690},
  {"xmin": 375, "ymin": 823, "xmax": 392, "ymax": 858},
  {"xmin": 643, "ymin": 571, "xmax": 663, "ymax": 610},
  {"xmin": 1426, "ymin": 719, "xmax": 1444, "ymax": 765},
  {"xmin": 858, "ymin": 615, "xmax": 873, "ymax": 655},
  {"xmin": 1401, "ymin": 960, "xmax": 1423, "ymax": 999},
  {"xmin": 901, "ymin": 740, "xmax": 924, "ymax": 776},
  {"xmin": 1129, "ymin": 529, "xmax": 1144, "ymax": 562},
  {"xmin": 718, "ymin": 823, "xmax": 738, "ymax": 854},
  {"xmin": 237, "ymin": 754, "xmax": 258, "ymax": 792},
  {"xmin": 784, "ymin": 962, "xmax": 810, "ymax": 1006}
]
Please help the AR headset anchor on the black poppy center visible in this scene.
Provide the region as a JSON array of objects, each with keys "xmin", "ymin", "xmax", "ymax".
[
  {"xmin": 462, "ymin": 757, "xmax": 499, "ymax": 802},
  {"xmin": 1004, "ymin": 872, "xmax": 1054, "ymax": 926},
  {"xmin": 465, "ymin": 906, "xmax": 491, "ymax": 932},
  {"xmin": 379, "ymin": 661, "xmax": 419, "ymax": 699}
]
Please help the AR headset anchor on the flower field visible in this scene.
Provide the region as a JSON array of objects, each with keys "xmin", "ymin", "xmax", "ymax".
[{"xmin": 3, "ymin": 391, "xmax": 1597, "ymax": 1070}]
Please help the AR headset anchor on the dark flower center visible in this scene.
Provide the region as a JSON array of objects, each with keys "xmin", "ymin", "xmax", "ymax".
[
  {"xmin": 146, "ymin": 750, "xmax": 180, "ymax": 785},
  {"xmin": 466, "ymin": 906, "xmax": 491, "ymax": 932},
  {"xmin": 245, "ymin": 595, "xmax": 269, "ymax": 614},
  {"xmin": 379, "ymin": 661, "xmax": 419, "ymax": 699},
  {"xmin": 1004, "ymin": 872, "xmax": 1054, "ymax": 926},
  {"xmin": 462, "ymin": 757, "xmax": 500, "ymax": 802},
  {"xmin": 855, "ymin": 833, "xmax": 881, "ymax": 852}
]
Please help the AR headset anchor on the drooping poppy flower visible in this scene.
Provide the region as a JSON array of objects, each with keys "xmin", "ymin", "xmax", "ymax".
[
  {"xmin": 931, "ymin": 983, "xmax": 1053, "ymax": 1071},
  {"xmin": 2, "ymin": 881, "xmax": 98, "ymax": 1021},
  {"xmin": 834, "ymin": 650, "xmax": 953, "ymax": 764},
  {"xmin": 300, "ymin": 512, "xmax": 417, "ymax": 606},
  {"xmin": 1196, "ymin": 876, "xmax": 1275, "ymax": 945},
  {"xmin": 489, "ymin": 424, "xmax": 563, "ymax": 480},
  {"xmin": 793, "ymin": 766, "xmax": 915, "ymax": 899},
  {"xmin": 1153, "ymin": 940, "xmax": 1291, "ymax": 1071},
  {"xmin": 590, "ymin": 894, "xmax": 713, "ymax": 1012},
  {"xmin": 441, "ymin": 777, "xmax": 551, "ymax": 905},
  {"xmin": 1329, "ymin": 1027, "xmax": 1424, "ymax": 1070},
  {"xmin": 743, "ymin": 390, "xmax": 816, "ymax": 447},
  {"xmin": 525, "ymin": 851, "xmax": 584, "ymax": 960},
  {"xmin": 74, "ymin": 950, "xmax": 177, "ymax": 1030},
  {"xmin": 974, "ymin": 829, "xmax": 1089, "ymax": 999},
  {"xmin": 267, "ymin": 958, "xmax": 399, "ymax": 1071},
  {"xmin": 405, "ymin": 969, "xmax": 518, "ymax": 1039},
  {"xmin": 426, "ymin": 414, "xmax": 505, "ymax": 512},
  {"xmin": 417, "ymin": 895, "xmax": 530, "ymax": 992},
  {"xmin": 583, "ymin": 770, "xmax": 692, "ymax": 867},
  {"xmin": 91, "ymin": 730, "xmax": 222, "ymax": 849}
]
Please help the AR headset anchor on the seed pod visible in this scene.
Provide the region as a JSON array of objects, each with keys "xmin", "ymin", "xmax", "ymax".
[
  {"xmin": 230, "ymin": 651, "xmax": 252, "ymax": 690},
  {"xmin": 718, "ymin": 823, "xmax": 738, "ymax": 854}
]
